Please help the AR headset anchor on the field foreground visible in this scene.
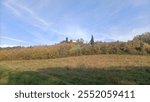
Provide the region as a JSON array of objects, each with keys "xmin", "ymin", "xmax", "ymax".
[{"xmin": 0, "ymin": 55, "xmax": 150, "ymax": 85}]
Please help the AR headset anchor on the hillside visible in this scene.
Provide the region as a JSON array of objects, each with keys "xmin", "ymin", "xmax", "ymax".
[
  {"xmin": 0, "ymin": 32, "xmax": 150, "ymax": 61},
  {"xmin": 0, "ymin": 32, "xmax": 150, "ymax": 85}
]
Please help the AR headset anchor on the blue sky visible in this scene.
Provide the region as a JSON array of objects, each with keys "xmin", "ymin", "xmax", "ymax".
[{"xmin": 0, "ymin": 0, "xmax": 150, "ymax": 47}]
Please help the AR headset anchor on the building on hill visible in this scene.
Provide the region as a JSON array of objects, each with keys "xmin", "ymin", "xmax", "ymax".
[
  {"xmin": 60, "ymin": 38, "xmax": 77, "ymax": 43},
  {"xmin": 70, "ymin": 39, "xmax": 77, "ymax": 43}
]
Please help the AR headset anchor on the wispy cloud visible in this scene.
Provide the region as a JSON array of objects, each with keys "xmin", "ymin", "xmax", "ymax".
[
  {"xmin": 3, "ymin": 0, "xmax": 50, "ymax": 31},
  {"xmin": 3, "ymin": 1, "xmax": 21, "ymax": 17},
  {"xmin": 2, "ymin": 0, "xmax": 128, "ymax": 43},
  {"xmin": 0, "ymin": 36, "xmax": 27, "ymax": 43},
  {"xmin": 2, "ymin": 0, "xmax": 68, "ymax": 41},
  {"xmin": 0, "ymin": 44, "xmax": 19, "ymax": 48},
  {"xmin": 1, "ymin": 0, "xmax": 150, "ymax": 46},
  {"xmin": 2, "ymin": 0, "xmax": 61, "ymax": 45}
]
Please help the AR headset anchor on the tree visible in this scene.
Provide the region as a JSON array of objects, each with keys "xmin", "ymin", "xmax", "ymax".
[
  {"xmin": 66, "ymin": 37, "xmax": 68, "ymax": 43},
  {"xmin": 77, "ymin": 38, "xmax": 84, "ymax": 44},
  {"xmin": 133, "ymin": 32, "xmax": 150, "ymax": 44},
  {"xmin": 90, "ymin": 35, "xmax": 94, "ymax": 45}
]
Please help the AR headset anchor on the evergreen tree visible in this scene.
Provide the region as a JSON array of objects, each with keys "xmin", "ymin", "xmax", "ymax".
[
  {"xmin": 66, "ymin": 37, "xmax": 68, "ymax": 43},
  {"xmin": 90, "ymin": 35, "xmax": 94, "ymax": 45}
]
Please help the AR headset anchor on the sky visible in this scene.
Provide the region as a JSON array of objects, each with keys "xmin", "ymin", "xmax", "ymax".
[{"xmin": 0, "ymin": 0, "xmax": 150, "ymax": 47}]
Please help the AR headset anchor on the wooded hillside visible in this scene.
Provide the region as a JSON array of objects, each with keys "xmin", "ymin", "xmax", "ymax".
[{"xmin": 0, "ymin": 32, "xmax": 150, "ymax": 61}]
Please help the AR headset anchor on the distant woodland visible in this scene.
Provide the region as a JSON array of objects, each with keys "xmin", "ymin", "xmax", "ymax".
[{"xmin": 0, "ymin": 32, "xmax": 150, "ymax": 61}]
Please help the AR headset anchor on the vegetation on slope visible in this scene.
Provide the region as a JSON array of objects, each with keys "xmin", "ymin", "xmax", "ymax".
[{"xmin": 0, "ymin": 32, "xmax": 150, "ymax": 61}]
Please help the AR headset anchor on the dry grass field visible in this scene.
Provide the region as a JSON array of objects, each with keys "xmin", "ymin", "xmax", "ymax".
[{"xmin": 0, "ymin": 55, "xmax": 150, "ymax": 85}]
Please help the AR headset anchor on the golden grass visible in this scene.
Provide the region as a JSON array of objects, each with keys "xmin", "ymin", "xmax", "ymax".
[{"xmin": 0, "ymin": 55, "xmax": 149, "ymax": 72}]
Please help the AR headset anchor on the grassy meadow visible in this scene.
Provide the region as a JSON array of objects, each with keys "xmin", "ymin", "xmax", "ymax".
[{"xmin": 0, "ymin": 55, "xmax": 150, "ymax": 85}]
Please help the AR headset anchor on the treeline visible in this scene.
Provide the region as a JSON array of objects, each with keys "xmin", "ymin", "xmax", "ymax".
[{"xmin": 0, "ymin": 32, "xmax": 150, "ymax": 61}]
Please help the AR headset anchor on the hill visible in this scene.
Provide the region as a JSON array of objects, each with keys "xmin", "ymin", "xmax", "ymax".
[{"xmin": 0, "ymin": 32, "xmax": 150, "ymax": 61}]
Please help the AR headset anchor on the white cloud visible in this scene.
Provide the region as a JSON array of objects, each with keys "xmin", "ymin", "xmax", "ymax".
[
  {"xmin": 1, "ymin": 0, "xmax": 150, "ymax": 45},
  {"xmin": 0, "ymin": 44, "xmax": 18, "ymax": 48},
  {"xmin": 2, "ymin": 0, "xmax": 62, "ymax": 45},
  {"xmin": 0, "ymin": 36, "xmax": 27, "ymax": 43},
  {"xmin": 2, "ymin": 0, "xmax": 89, "ymax": 37},
  {"xmin": 3, "ymin": 1, "xmax": 21, "ymax": 17},
  {"xmin": 3, "ymin": 0, "xmax": 50, "ymax": 31}
]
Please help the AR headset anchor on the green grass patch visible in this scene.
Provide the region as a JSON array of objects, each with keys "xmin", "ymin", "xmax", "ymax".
[
  {"xmin": 0, "ymin": 67, "xmax": 149, "ymax": 85},
  {"xmin": 0, "ymin": 65, "xmax": 12, "ymax": 84}
]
